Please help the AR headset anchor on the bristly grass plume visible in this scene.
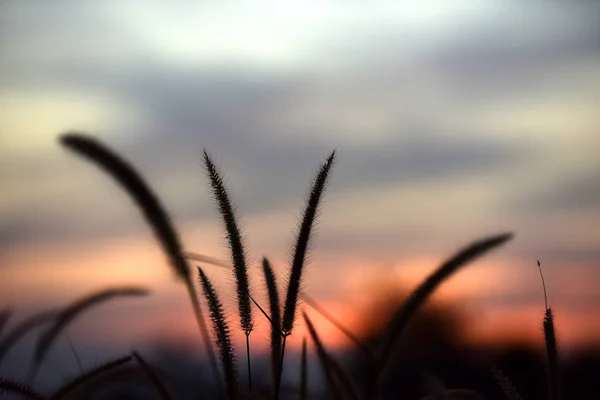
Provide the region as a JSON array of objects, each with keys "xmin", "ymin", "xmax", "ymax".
[
  {"xmin": 0, "ymin": 378, "xmax": 45, "ymax": 400},
  {"xmin": 203, "ymin": 150, "xmax": 253, "ymax": 392},
  {"xmin": 202, "ymin": 150, "xmax": 253, "ymax": 336},
  {"xmin": 276, "ymin": 150, "xmax": 334, "ymax": 400},
  {"xmin": 282, "ymin": 150, "xmax": 335, "ymax": 336},
  {"xmin": 538, "ymin": 261, "xmax": 560, "ymax": 400},
  {"xmin": 198, "ymin": 267, "xmax": 239, "ymax": 400},
  {"xmin": 490, "ymin": 363, "xmax": 524, "ymax": 400}
]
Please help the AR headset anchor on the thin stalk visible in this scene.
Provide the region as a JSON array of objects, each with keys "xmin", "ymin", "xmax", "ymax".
[
  {"xmin": 132, "ymin": 351, "xmax": 174, "ymax": 400},
  {"xmin": 66, "ymin": 335, "xmax": 84, "ymax": 373},
  {"xmin": 186, "ymin": 280, "xmax": 222, "ymax": 394},
  {"xmin": 302, "ymin": 294, "xmax": 373, "ymax": 360},
  {"xmin": 246, "ymin": 333, "xmax": 252, "ymax": 393},
  {"xmin": 300, "ymin": 338, "xmax": 307, "ymax": 400},
  {"xmin": 276, "ymin": 335, "xmax": 288, "ymax": 400}
]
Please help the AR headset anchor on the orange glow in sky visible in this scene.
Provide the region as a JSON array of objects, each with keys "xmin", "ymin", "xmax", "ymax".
[{"xmin": 3, "ymin": 233, "xmax": 600, "ymax": 357}]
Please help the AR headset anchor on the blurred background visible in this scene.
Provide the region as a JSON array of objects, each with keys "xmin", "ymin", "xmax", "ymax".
[{"xmin": 1, "ymin": 1, "xmax": 600, "ymax": 398}]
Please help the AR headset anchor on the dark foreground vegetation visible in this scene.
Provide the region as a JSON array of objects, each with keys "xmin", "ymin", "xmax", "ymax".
[{"xmin": 1, "ymin": 133, "xmax": 598, "ymax": 399}]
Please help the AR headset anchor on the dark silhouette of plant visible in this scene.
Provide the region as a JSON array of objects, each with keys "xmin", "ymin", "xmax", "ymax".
[
  {"xmin": 369, "ymin": 233, "xmax": 513, "ymax": 399},
  {"xmin": 48, "ymin": 355, "xmax": 132, "ymax": 400},
  {"xmin": 0, "ymin": 309, "xmax": 56, "ymax": 367},
  {"xmin": 262, "ymin": 258, "xmax": 282, "ymax": 395},
  {"xmin": 34, "ymin": 287, "xmax": 148, "ymax": 368},
  {"xmin": 278, "ymin": 151, "xmax": 335, "ymax": 399},
  {"xmin": 0, "ymin": 308, "xmax": 12, "ymax": 337},
  {"xmin": 538, "ymin": 260, "xmax": 560, "ymax": 400},
  {"xmin": 300, "ymin": 338, "xmax": 307, "ymax": 400},
  {"xmin": 59, "ymin": 133, "xmax": 221, "ymax": 388},
  {"xmin": 198, "ymin": 267, "xmax": 239, "ymax": 400},
  {"xmin": 0, "ymin": 378, "xmax": 45, "ymax": 400},
  {"xmin": 203, "ymin": 150, "xmax": 253, "ymax": 392},
  {"xmin": 132, "ymin": 351, "xmax": 174, "ymax": 400}
]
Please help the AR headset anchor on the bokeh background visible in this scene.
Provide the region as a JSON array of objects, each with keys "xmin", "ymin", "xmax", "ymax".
[{"xmin": 1, "ymin": 1, "xmax": 600, "ymax": 397}]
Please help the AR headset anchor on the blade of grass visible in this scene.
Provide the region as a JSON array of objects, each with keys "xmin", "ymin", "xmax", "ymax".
[
  {"xmin": 132, "ymin": 351, "xmax": 174, "ymax": 400},
  {"xmin": 186, "ymin": 252, "xmax": 231, "ymax": 268},
  {"xmin": 48, "ymin": 355, "xmax": 132, "ymax": 400},
  {"xmin": 0, "ymin": 310, "xmax": 56, "ymax": 367},
  {"xmin": 302, "ymin": 294, "xmax": 373, "ymax": 360},
  {"xmin": 66, "ymin": 335, "xmax": 83, "ymax": 374},
  {"xmin": 60, "ymin": 134, "xmax": 188, "ymax": 280},
  {"xmin": 0, "ymin": 307, "xmax": 13, "ymax": 337},
  {"xmin": 34, "ymin": 287, "xmax": 148, "ymax": 367},
  {"xmin": 198, "ymin": 267, "xmax": 239, "ymax": 400},
  {"xmin": 303, "ymin": 312, "xmax": 345, "ymax": 400},
  {"xmin": 59, "ymin": 133, "xmax": 221, "ymax": 388},
  {"xmin": 328, "ymin": 355, "xmax": 362, "ymax": 400},
  {"xmin": 371, "ymin": 233, "xmax": 513, "ymax": 399}
]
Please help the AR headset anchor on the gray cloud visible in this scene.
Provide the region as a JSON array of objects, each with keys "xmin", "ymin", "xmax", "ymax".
[{"xmin": 1, "ymin": 1, "xmax": 598, "ymax": 260}]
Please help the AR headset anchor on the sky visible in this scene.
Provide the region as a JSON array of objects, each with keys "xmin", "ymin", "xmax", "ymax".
[{"xmin": 1, "ymin": 0, "xmax": 600, "ymax": 385}]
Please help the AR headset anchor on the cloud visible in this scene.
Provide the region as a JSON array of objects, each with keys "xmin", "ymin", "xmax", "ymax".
[{"xmin": 1, "ymin": 1, "xmax": 599, "ymax": 268}]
